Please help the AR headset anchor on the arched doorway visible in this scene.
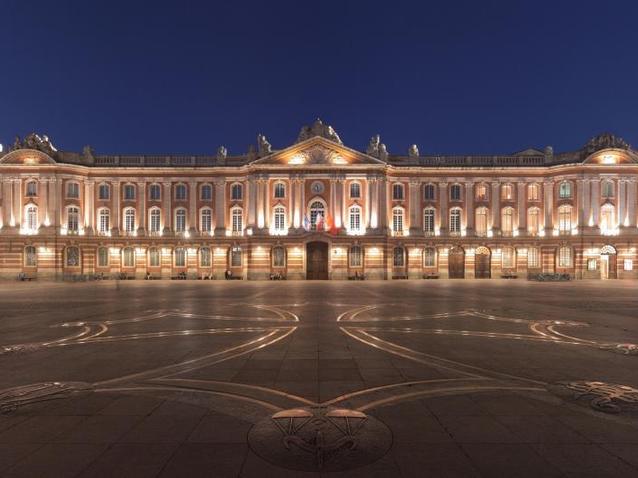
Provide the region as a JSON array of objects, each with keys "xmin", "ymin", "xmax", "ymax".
[
  {"xmin": 475, "ymin": 246, "xmax": 491, "ymax": 279},
  {"xmin": 306, "ymin": 241, "xmax": 328, "ymax": 280},
  {"xmin": 448, "ymin": 246, "xmax": 465, "ymax": 279},
  {"xmin": 600, "ymin": 245, "xmax": 617, "ymax": 279}
]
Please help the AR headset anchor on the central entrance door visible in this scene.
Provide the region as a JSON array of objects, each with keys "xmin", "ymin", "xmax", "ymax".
[
  {"xmin": 306, "ymin": 241, "xmax": 329, "ymax": 280},
  {"xmin": 475, "ymin": 247, "xmax": 491, "ymax": 279},
  {"xmin": 448, "ymin": 247, "xmax": 465, "ymax": 279}
]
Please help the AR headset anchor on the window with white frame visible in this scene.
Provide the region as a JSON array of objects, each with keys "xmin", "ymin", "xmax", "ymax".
[
  {"xmin": 231, "ymin": 183, "xmax": 243, "ymax": 200},
  {"xmin": 350, "ymin": 182, "xmax": 361, "ymax": 199},
  {"xmin": 393, "ymin": 247, "xmax": 405, "ymax": 267},
  {"xmin": 98, "ymin": 209, "xmax": 110, "ymax": 234},
  {"xmin": 475, "ymin": 207, "xmax": 488, "ymax": 236},
  {"xmin": 501, "ymin": 184, "xmax": 513, "ymax": 200},
  {"xmin": 122, "ymin": 247, "xmax": 135, "ymax": 267},
  {"xmin": 274, "ymin": 182, "xmax": 285, "ymax": 199},
  {"xmin": 475, "ymin": 183, "xmax": 488, "ymax": 201},
  {"xmin": 309, "ymin": 201, "xmax": 324, "ymax": 230},
  {"xmin": 272, "ymin": 246, "xmax": 286, "ymax": 267},
  {"xmin": 67, "ymin": 207, "xmax": 79, "ymax": 232},
  {"xmin": 149, "ymin": 208, "xmax": 161, "ymax": 233},
  {"xmin": 624, "ymin": 259, "xmax": 633, "ymax": 271},
  {"xmin": 423, "ymin": 208, "xmax": 435, "ymax": 234},
  {"xmin": 501, "ymin": 207, "xmax": 514, "ymax": 235},
  {"xmin": 230, "ymin": 246, "xmax": 242, "ymax": 267},
  {"xmin": 558, "ymin": 246, "xmax": 572, "ymax": 267},
  {"xmin": 149, "ymin": 184, "xmax": 161, "ymax": 201},
  {"xmin": 175, "ymin": 208, "xmax": 187, "ymax": 232},
  {"xmin": 175, "ymin": 184, "xmax": 187, "ymax": 201},
  {"xmin": 123, "ymin": 184, "xmax": 136, "ymax": 200},
  {"xmin": 558, "ymin": 205, "xmax": 572, "ymax": 232},
  {"xmin": 26, "ymin": 181, "xmax": 37, "ymax": 197},
  {"xmin": 349, "ymin": 245, "xmax": 362, "ymax": 267},
  {"xmin": 559, "ymin": 181, "xmax": 572, "ymax": 199},
  {"xmin": 449, "ymin": 208, "xmax": 461, "ymax": 234},
  {"xmin": 174, "ymin": 248, "xmax": 186, "ymax": 267},
  {"xmin": 527, "ymin": 183, "xmax": 540, "ymax": 201},
  {"xmin": 148, "ymin": 248, "xmax": 160, "ymax": 267},
  {"xmin": 66, "ymin": 182, "xmax": 79, "ymax": 198},
  {"xmin": 502, "ymin": 247, "xmax": 515, "ymax": 268},
  {"xmin": 98, "ymin": 183, "xmax": 110, "ymax": 200},
  {"xmin": 124, "ymin": 208, "xmax": 136, "ymax": 233},
  {"xmin": 24, "ymin": 246, "xmax": 37, "ymax": 267},
  {"xmin": 25, "ymin": 205, "xmax": 38, "ymax": 232},
  {"xmin": 602, "ymin": 180, "xmax": 614, "ymax": 198},
  {"xmin": 587, "ymin": 258, "xmax": 597, "ymax": 271},
  {"xmin": 66, "ymin": 246, "xmax": 80, "ymax": 267},
  {"xmin": 201, "ymin": 184, "xmax": 212, "ymax": 200},
  {"xmin": 231, "ymin": 207, "xmax": 243, "ymax": 233},
  {"xmin": 527, "ymin": 207, "xmax": 540, "ymax": 235},
  {"xmin": 200, "ymin": 247, "xmax": 211, "ymax": 267},
  {"xmin": 423, "ymin": 247, "xmax": 436, "ymax": 267},
  {"xmin": 600, "ymin": 204, "xmax": 615, "ymax": 232},
  {"xmin": 200, "ymin": 208, "xmax": 212, "ymax": 233},
  {"xmin": 97, "ymin": 247, "xmax": 109, "ymax": 267},
  {"xmin": 528, "ymin": 247, "xmax": 540, "ymax": 268},
  {"xmin": 273, "ymin": 206, "xmax": 286, "ymax": 233},
  {"xmin": 450, "ymin": 184, "xmax": 462, "ymax": 201},
  {"xmin": 392, "ymin": 183, "xmax": 404, "ymax": 200},
  {"xmin": 424, "ymin": 184, "xmax": 435, "ymax": 200},
  {"xmin": 349, "ymin": 206, "xmax": 361, "ymax": 233},
  {"xmin": 392, "ymin": 207, "xmax": 404, "ymax": 234}
]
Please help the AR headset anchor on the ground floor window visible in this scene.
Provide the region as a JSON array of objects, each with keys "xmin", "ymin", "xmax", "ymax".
[
  {"xmin": 97, "ymin": 247, "xmax": 109, "ymax": 267},
  {"xmin": 393, "ymin": 247, "xmax": 405, "ymax": 267},
  {"xmin": 24, "ymin": 246, "xmax": 37, "ymax": 267},
  {"xmin": 423, "ymin": 247, "xmax": 436, "ymax": 267},
  {"xmin": 122, "ymin": 247, "xmax": 135, "ymax": 267},
  {"xmin": 200, "ymin": 247, "xmax": 211, "ymax": 267},
  {"xmin": 527, "ymin": 247, "xmax": 540, "ymax": 268},
  {"xmin": 66, "ymin": 247, "xmax": 80, "ymax": 267},
  {"xmin": 624, "ymin": 259, "xmax": 633, "ymax": 271},
  {"xmin": 231, "ymin": 246, "xmax": 242, "ymax": 267},
  {"xmin": 587, "ymin": 258, "xmax": 597, "ymax": 271},
  {"xmin": 502, "ymin": 247, "xmax": 515, "ymax": 269},
  {"xmin": 349, "ymin": 245, "xmax": 362, "ymax": 267},
  {"xmin": 149, "ymin": 248, "xmax": 160, "ymax": 267},
  {"xmin": 558, "ymin": 246, "xmax": 572, "ymax": 267},
  {"xmin": 175, "ymin": 248, "xmax": 186, "ymax": 267},
  {"xmin": 272, "ymin": 247, "xmax": 286, "ymax": 267}
]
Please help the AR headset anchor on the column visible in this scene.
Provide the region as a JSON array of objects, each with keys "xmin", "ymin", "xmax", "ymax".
[
  {"xmin": 329, "ymin": 179, "xmax": 337, "ymax": 225},
  {"xmin": 37, "ymin": 179, "xmax": 47, "ymax": 227},
  {"xmin": 256, "ymin": 180, "xmax": 264, "ymax": 229},
  {"xmin": 627, "ymin": 180, "xmax": 637, "ymax": 227},
  {"xmin": 214, "ymin": 179, "xmax": 225, "ymax": 234},
  {"xmin": 138, "ymin": 181, "xmax": 146, "ymax": 233},
  {"xmin": 84, "ymin": 180, "xmax": 94, "ymax": 234},
  {"xmin": 299, "ymin": 178, "xmax": 305, "ymax": 227},
  {"xmin": 439, "ymin": 182, "xmax": 448, "ymax": 233},
  {"xmin": 189, "ymin": 180, "xmax": 197, "ymax": 233},
  {"xmin": 576, "ymin": 179, "xmax": 586, "ymax": 230},
  {"xmin": 365, "ymin": 177, "xmax": 373, "ymax": 228},
  {"xmin": 2, "ymin": 179, "xmax": 13, "ymax": 229},
  {"xmin": 378, "ymin": 178, "xmax": 387, "ymax": 230},
  {"xmin": 247, "ymin": 176, "xmax": 257, "ymax": 228},
  {"xmin": 591, "ymin": 180, "xmax": 600, "ymax": 230},
  {"xmin": 409, "ymin": 180, "xmax": 420, "ymax": 234},
  {"xmin": 264, "ymin": 179, "xmax": 270, "ymax": 229},
  {"xmin": 334, "ymin": 178, "xmax": 344, "ymax": 228},
  {"xmin": 491, "ymin": 182, "xmax": 500, "ymax": 233},
  {"xmin": 465, "ymin": 182, "xmax": 474, "ymax": 233},
  {"xmin": 582, "ymin": 179, "xmax": 592, "ymax": 228},
  {"xmin": 13, "ymin": 179, "xmax": 21, "ymax": 228},
  {"xmin": 517, "ymin": 182, "xmax": 526, "ymax": 234},
  {"xmin": 543, "ymin": 181, "xmax": 553, "ymax": 232},
  {"xmin": 53, "ymin": 177, "xmax": 61, "ymax": 229},
  {"xmin": 618, "ymin": 179, "xmax": 626, "ymax": 228},
  {"xmin": 163, "ymin": 182, "xmax": 172, "ymax": 234}
]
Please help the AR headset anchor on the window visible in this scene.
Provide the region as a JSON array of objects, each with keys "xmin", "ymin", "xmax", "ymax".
[
  {"xmin": 475, "ymin": 207, "xmax": 488, "ymax": 237},
  {"xmin": 423, "ymin": 247, "xmax": 436, "ymax": 267},
  {"xmin": 272, "ymin": 247, "xmax": 286, "ymax": 267},
  {"xmin": 449, "ymin": 208, "xmax": 461, "ymax": 234},
  {"xmin": 349, "ymin": 206, "xmax": 361, "ymax": 233},
  {"xmin": 392, "ymin": 183, "xmax": 404, "ymax": 200},
  {"xmin": 423, "ymin": 208, "xmax": 435, "ymax": 234},
  {"xmin": 350, "ymin": 182, "xmax": 361, "ymax": 199},
  {"xmin": 200, "ymin": 208, "xmax": 212, "ymax": 233},
  {"xmin": 97, "ymin": 247, "xmax": 109, "ymax": 267},
  {"xmin": 274, "ymin": 182, "xmax": 286, "ymax": 199},
  {"xmin": 123, "ymin": 184, "xmax": 136, "ymax": 200},
  {"xmin": 624, "ymin": 259, "xmax": 633, "ymax": 271},
  {"xmin": 24, "ymin": 246, "xmax": 37, "ymax": 267},
  {"xmin": 98, "ymin": 209, "xmax": 110, "ymax": 234},
  {"xmin": 67, "ymin": 182, "xmax": 79, "ymax": 198},
  {"xmin": 25, "ymin": 205, "xmax": 38, "ymax": 232},
  {"xmin": 231, "ymin": 207, "xmax": 243, "ymax": 233},
  {"xmin": 98, "ymin": 183, "xmax": 110, "ymax": 200},
  {"xmin": 67, "ymin": 207, "xmax": 79, "ymax": 232},
  {"xmin": 149, "ymin": 184, "xmax": 161, "ymax": 201},
  {"xmin": 559, "ymin": 181, "xmax": 572, "ymax": 199},
  {"xmin": 230, "ymin": 246, "xmax": 242, "ymax": 267},
  {"xmin": 587, "ymin": 258, "xmax": 597, "ymax": 271},
  {"xmin": 527, "ymin": 208, "xmax": 540, "ymax": 236},
  {"xmin": 424, "ymin": 184, "xmax": 435, "ymax": 200},
  {"xmin": 527, "ymin": 183, "xmax": 539, "ymax": 201},
  {"xmin": 528, "ymin": 247, "xmax": 540, "ymax": 268},
  {"xmin": 450, "ymin": 184, "xmax": 462, "ymax": 201},
  {"xmin": 122, "ymin": 247, "xmax": 135, "ymax": 267},
  {"xmin": 501, "ymin": 184, "xmax": 513, "ymax": 200},
  {"xmin": 502, "ymin": 247, "xmax": 515, "ymax": 269},
  {"xmin": 393, "ymin": 247, "xmax": 405, "ymax": 267},
  {"xmin": 309, "ymin": 201, "xmax": 325, "ymax": 230},
  {"xmin": 149, "ymin": 208, "xmax": 161, "ymax": 233},
  {"xmin": 602, "ymin": 180, "xmax": 614, "ymax": 198},
  {"xmin": 26, "ymin": 181, "xmax": 37, "ymax": 197},
  {"xmin": 392, "ymin": 207, "xmax": 404, "ymax": 234},
  {"xmin": 501, "ymin": 207, "xmax": 514, "ymax": 236},
  {"xmin": 600, "ymin": 204, "xmax": 615, "ymax": 232},
  {"xmin": 66, "ymin": 246, "xmax": 80, "ymax": 267},
  {"xmin": 558, "ymin": 246, "xmax": 572, "ymax": 267},
  {"xmin": 475, "ymin": 183, "xmax": 488, "ymax": 201},
  {"xmin": 558, "ymin": 205, "xmax": 572, "ymax": 233},
  {"xmin": 174, "ymin": 248, "xmax": 186, "ymax": 267},
  {"xmin": 149, "ymin": 248, "xmax": 160, "ymax": 267},
  {"xmin": 175, "ymin": 184, "xmax": 187, "ymax": 201},
  {"xmin": 175, "ymin": 209, "xmax": 187, "ymax": 232},
  {"xmin": 273, "ymin": 206, "xmax": 286, "ymax": 233},
  {"xmin": 231, "ymin": 183, "xmax": 243, "ymax": 200},
  {"xmin": 124, "ymin": 208, "xmax": 136, "ymax": 233},
  {"xmin": 349, "ymin": 245, "xmax": 362, "ymax": 267},
  {"xmin": 201, "ymin": 184, "xmax": 212, "ymax": 200},
  {"xmin": 200, "ymin": 247, "xmax": 211, "ymax": 267}
]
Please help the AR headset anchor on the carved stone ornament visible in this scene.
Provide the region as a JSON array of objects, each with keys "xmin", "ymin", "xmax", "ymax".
[
  {"xmin": 257, "ymin": 134, "xmax": 272, "ymax": 157},
  {"xmin": 294, "ymin": 145, "xmax": 347, "ymax": 165},
  {"xmin": 296, "ymin": 118, "xmax": 343, "ymax": 144},
  {"xmin": 583, "ymin": 133, "xmax": 630, "ymax": 155},
  {"xmin": 11, "ymin": 133, "xmax": 57, "ymax": 155}
]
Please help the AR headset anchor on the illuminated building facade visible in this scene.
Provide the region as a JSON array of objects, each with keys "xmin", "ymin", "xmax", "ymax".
[{"xmin": 1, "ymin": 120, "xmax": 637, "ymax": 280}]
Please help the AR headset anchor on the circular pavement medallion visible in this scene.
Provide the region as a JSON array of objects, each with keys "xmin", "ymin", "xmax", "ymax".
[{"xmin": 248, "ymin": 406, "xmax": 392, "ymax": 472}]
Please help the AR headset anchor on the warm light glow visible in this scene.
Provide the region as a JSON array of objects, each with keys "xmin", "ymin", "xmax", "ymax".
[
  {"xmin": 288, "ymin": 154, "xmax": 305, "ymax": 165},
  {"xmin": 246, "ymin": 227, "xmax": 254, "ymax": 236},
  {"xmin": 600, "ymin": 153, "xmax": 618, "ymax": 164}
]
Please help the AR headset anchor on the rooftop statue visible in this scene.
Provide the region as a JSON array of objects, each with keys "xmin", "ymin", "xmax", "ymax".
[
  {"xmin": 366, "ymin": 134, "xmax": 381, "ymax": 156},
  {"xmin": 217, "ymin": 145, "xmax": 228, "ymax": 161},
  {"xmin": 82, "ymin": 145, "xmax": 95, "ymax": 163},
  {"xmin": 584, "ymin": 133, "xmax": 630, "ymax": 154},
  {"xmin": 296, "ymin": 118, "xmax": 343, "ymax": 144},
  {"xmin": 378, "ymin": 143, "xmax": 388, "ymax": 162},
  {"xmin": 11, "ymin": 133, "xmax": 57, "ymax": 155},
  {"xmin": 257, "ymin": 134, "xmax": 272, "ymax": 157},
  {"xmin": 408, "ymin": 144, "xmax": 419, "ymax": 157}
]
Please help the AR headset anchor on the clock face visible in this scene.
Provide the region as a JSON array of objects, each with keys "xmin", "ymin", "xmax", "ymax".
[{"xmin": 311, "ymin": 181, "xmax": 324, "ymax": 194}]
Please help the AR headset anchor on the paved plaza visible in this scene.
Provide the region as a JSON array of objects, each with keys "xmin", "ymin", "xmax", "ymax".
[{"xmin": 0, "ymin": 280, "xmax": 637, "ymax": 477}]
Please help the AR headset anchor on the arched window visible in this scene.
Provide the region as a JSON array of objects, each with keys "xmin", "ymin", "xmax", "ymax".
[
  {"xmin": 424, "ymin": 184, "xmax": 435, "ymax": 200},
  {"xmin": 423, "ymin": 207, "xmax": 435, "ymax": 234},
  {"xmin": 274, "ymin": 182, "xmax": 286, "ymax": 199},
  {"xmin": 122, "ymin": 247, "xmax": 135, "ymax": 267},
  {"xmin": 449, "ymin": 208, "xmax": 462, "ymax": 234},
  {"xmin": 393, "ymin": 247, "xmax": 405, "ymax": 267},
  {"xmin": 350, "ymin": 182, "xmax": 361, "ymax": 199},
  {"xmin": 174, "ymin": 247, "xmax": 186, "ymax": 267},
  {"xmin": 231, "ymin": 183, "xmax": 243, "ymax": 200},
  {"xmin": 349, "ymin": 245, "xmax": 362, "ymax": 267},
  {"xmin": 392, "ymin": 207, "xmax": 404, "ymax": 234},
  {"xmin": 527, "ymin": 247, "xmax": 540, "ymax": 268},
  {"xmin": 67, "ymin": 206, "xmax": 80, "ymax": 232},
  {"xmin": 24, "ymin": 246, "xmax": 37, "ymax": 267},
  {"xmin": 527, "ymin": 207, "xmax": 540, "ymax": 235},
  {"xmin": 124, "ymin": 208, "xmax": 136, "ymax": 233},
  {"xmin": 559, "ymin": 181, "xmax": 572, "ymax": 199},
  {"xmin": 272, "ymin": 246, "xmax": 286, "ymax": 267},
  {"xmin": 558, "ymin": 246, "xmax": 573, "ymax": 267},
  {"xmin": 200, "ymin": 208, "xmax": 212, "ymax": 233},
  {"xmin": 123, "ymin": 184, "xmax": 136, "ymax": 200},
  {"xmin": 149, "ymin": 184, "xmax": 161, "ymax": 201},
  {"xmin": 423, "ymin": 247, "xmax": 436, "ymax": 267},
  {"xmin": 392, "ymin": 183, "xmax": 404, "ymax": 200},
  {"xmin": 66, "ymin": 182, "xmax": 79, "ymax": 199},
  {"xmin": 273, "ymin": 206, "xmax": 286, "ymax": 233},
  {"xmin": 98, "ymin": 208, "xmax": 110, "ymax": 234},
  {"xmin": 200, "ymin": 247, "xmax": 211, "ymax": 267},
  {"xmin": 502, "ymin": 247, "xmax": 515, "ymax": 269},
  {"xmin": 149, "ymin": 208, "xmax": 161, "ymax": 233},
  {"xmin": 600, "ymin": 204, "xmax": 615, "ymax": 232},
  {"xmin": 558, "ymin": 205, "xmax": 572, "ymax": 233},
  {"xmin": 201, "ymin": 184, "xmax": 212, "ymax": 201},
  {"xmin": 97, "ymin": 247, "xmax": 109, "ymax": 267},
  {"xmin": 230, "ymin": 246, "xmax": 242, "ymax": 267},
  {"xmin": 175, "ymin": 208, "xmax": 187, "ymax": 232},
  {"xmin": 348, "ymin": 206, "xmax": 362, "ymax": 233},
  {"xmin": 66, "ymin": 246, "xmax": 80, "ymax": 267},
  {"xmin": 175, "ymin": 184, "xmax": 187, "ymax": 201},
  {"xmin": 450, "ymin": 184, "xmax": 462, "ymax": 201},
  {"xmin": 25, "ymin": 205, "xmax": 38, "ymax": 232},
  {"xmin": 475, "ymin": 207, "xmax": 488, "ymax": 236},
  {"xmin": 148, "ymin": 248, "xmax": 160, "ymax": 267},
  {"xmin": 501, "ymin": 184, "xmax": 513, "ymax": 200},
  {"xmin": 527, "ymin": 183, "xmax": 540, "ymax": 201},
  {"xmin": 475, "ymin": 183, "xmax": 488, "ymax": 201},
  {"xmin": 501, "ymin": 207, "xmax": 514, "ymax": 236},
  {"xmin": 309, "ymin": 201, "xmax": 325, "ymax": 230},
  {"xmin": 231, "ymin": 207, "xmax": 243, "ymax": 233},
  {"xmin": 602, "ymin": 180, "xmax": 614, "ymax": 198},
  {"xmin": 26, "ymin": 181, "xmax": 37, "ymax": 197},
  {"xmin": 98, "ymin": 183, "xmax": 110, "ymax": 200}
]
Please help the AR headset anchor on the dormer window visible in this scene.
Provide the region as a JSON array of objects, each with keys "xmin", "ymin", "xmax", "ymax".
[
  {"xmin": 350, "ymin": 182, "xmax": 361, "ymax": 199},
  {"xmin": 274, "ymin": 182, "xmax": 286, "ymax": 199},
  {"xmin": 231, "ymin": 183, "xmax": 243, "ymax": 201},
  {"xmin": 392, "ymin": 183, "xmax": 404, "ymax": 200}
]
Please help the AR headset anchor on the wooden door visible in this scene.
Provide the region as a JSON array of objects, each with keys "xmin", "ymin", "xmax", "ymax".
[
  {"xmin": 608, "ymin": 254, "xmax": 617, "ymax": 279},
  {"xmin": 306, "ymin": 242, "xmax": 328, "ymax": 280},
  {"xmin": 448, "ymin": 248, "xmax": 465, "ymax": 279},
  {"xmin": 475, "ymin": 252, "xmax": 491, "ymax": 279}
]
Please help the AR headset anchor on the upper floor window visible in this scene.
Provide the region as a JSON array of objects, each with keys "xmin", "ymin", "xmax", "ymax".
[
  {"xmin": 309, "ymin": 201, "xmax": 325, "ymax": 230},
  {"xmin": 423, "ymin": 207, "xmax": 435, "ymax": 234},
  {"xmin": 449, "ymin": 208, "xmax": 462, "ymax": 233},
  {"xmin": 272, "ymin": 246, "xmax": 286, "ymax": 268},
  {"xmin": 25, "ymin": 205, "xmax": 38, "ymax": 232},
  {"xmin": 501, "ymin": 184, "xmax": 513, "ymax": 200},
  {"xmin": 231, "ymin": 183, "xmax": 243, "ymax": 201},
  {"xmin": 424, "ymin": 184, "xmax": 435, "ymax": 201},
  {"xmin": 558, "ymin": 205, "xmax": 572, "ymax": 232},
  {"xmin": 600, "ymin": 204, "xmax": 615, "ymax": 232},
  {"xmin": 175, "ymin": 184, "xmax": 187, "ymax": 201},
  {"xmin": 392, "ymin": 207, "xmax": 404, "ymax": 234},
  {"xmin": 527, "ymin": 207, "xmax": 540, "ymax": 236},
  {"xmin": 231, "ymin": 207, "xmax": 243, "ymax": 233},
  {"xmin": 350, "ymin": 182, "xmax": 361, "ymax": 199},
  {"xmin": 349, "ymin": 206, "xmax": 362, "ymax": 233},
  {"xmin": 450, "ymin": 184, "xmax": 462, "ymax": 201},
  {"xmin": 349, "ymin": 245, "xmax": 363, "ymax": 268},
  {"xmin": 393, "ymin": 247, "xmax": 405, "ymax": 267},
  {"xmin": 527, "ymin": 183, "xmax": 540, "ymax": 201},
  {"xmin": 149, "ymin": 184, "xmax": 161, "ymax": 201},
  {"xmin": 501, "ymin": 207, "xmax": 514, "ymax": 236},
  {"xmin": 98, "ymin": 208, "xmax": 110, "ymax": 234},
  {"xmin": 273, "ymin": 206, "xmax": 286, "ymax": 233},
  {"xmin": 201, "ymin": 184, "xmax": 213, "ymax": 201},
  {"xmin": 98, "ymin": 183, "xmax": 110, "ymax": 200},
  {"xmin": 67, "ymin": 182, "xmax": 79, "ymax": 199},
  {"xmin": 26, "ymin": 181, "xmax": 37, "ymax": 197},
  {"xmin": 175, "ymin": 208, "xmax": 187, "ymax": 232},
  {"xmin": 475, "ymin": 207, "xmax": 488, "ymax": 236},
  {"xmin": 67, "ymin": 206, "xmax": 80, "ymax": 232},
  {"xmin": 149, "ymin": 208, "xmax": 161, "ymax": 233},
  {"xmin": 123, "ymin": 184, "xmax": 136, "ymax": 200},
  {"xmin": 602, "ymin": 180, "xmax": 614, "ymax": 198},
  {"xmin": 274, "ymin": 182, "xmax": 286, "ymax": 199},
  {"xmin": 475, "ymin": 183, "xmax": 488, "ymax": 201},
  {"xmin": 423, "ymin": 247, "xmax": 436, "ymax": 267},
  {"xmin": 124, "ymin": 208, "xmax": 136, "ymax": 233},
  {"xmin": 200, "ymin": 208, "xmax": 212, "ymax": 233},
  {"xmin": 392, "ymin": 183, "xmax": 404, "ymax": 200},
  {"xmin": 559, "ymin": 181, "xmax": 572, "ymax": 199}
]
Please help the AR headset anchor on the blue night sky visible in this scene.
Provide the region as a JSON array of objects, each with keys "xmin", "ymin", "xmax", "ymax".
[{"xmin": 1, "ymin": 1, "xmax": 637, "ymax": 156}]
